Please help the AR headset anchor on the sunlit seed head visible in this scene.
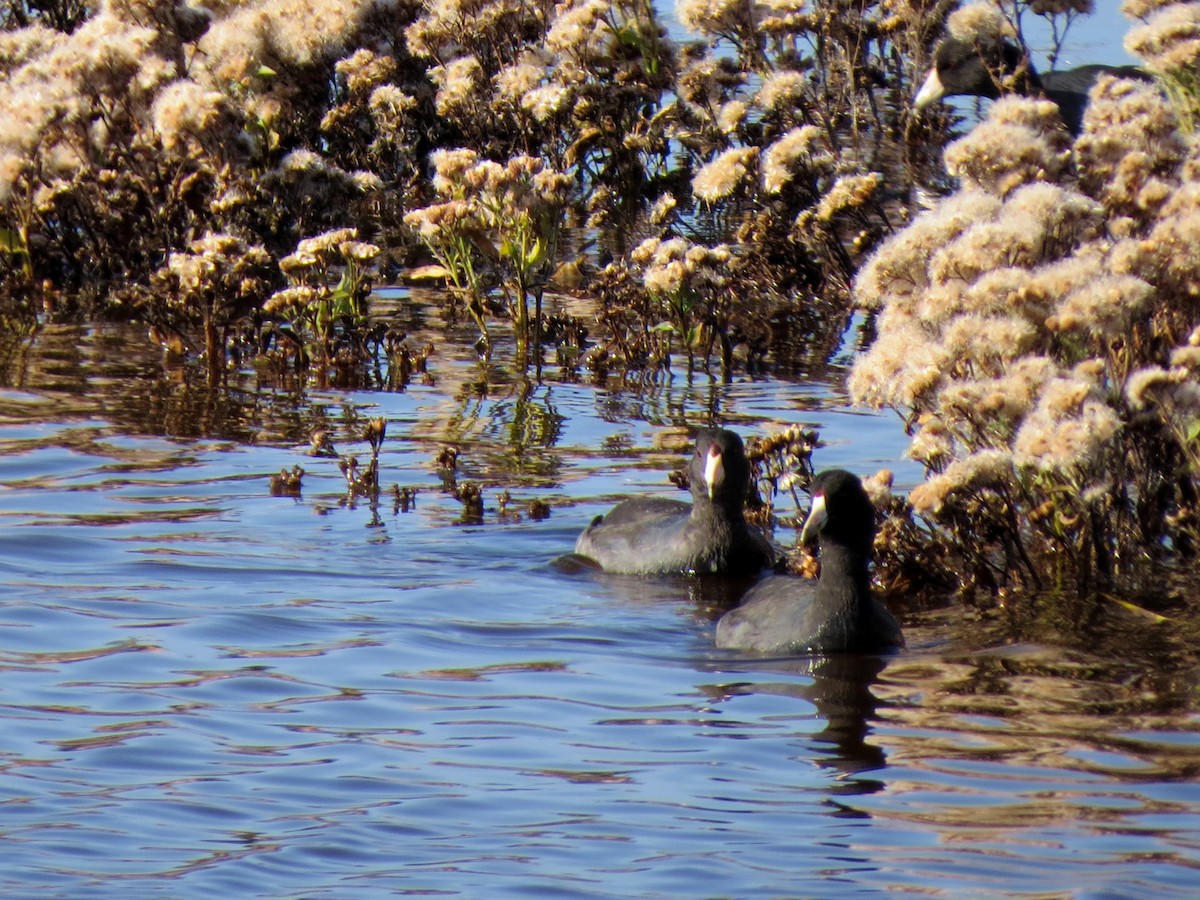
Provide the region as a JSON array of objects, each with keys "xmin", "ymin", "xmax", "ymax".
[
  {"xmin": 691, "ymin": 147, "xmax": 757, "ymax": 204},
  {"xmin": 0, "ymin": 153, "xmax": 29, "ymax": 204},
  {"xmin": 649, "ymin": 193, "xmax": 678, "ymax": 225},
  {"xmin": 945, "ymin": 314, "xmax": 1039, "ymax": 373},
  {"xmin": 630, "ymin": 237, "xmax": 662, "ymax": 266},
  {"xmin": 496, "ymin": 60, "xmax": 545, "ymax": 103},
  {"xmin": 859, "ymin": 190, "xmax": 1007, "ymax": 308},
  {"xmin": 761, "ymin": 126, "xmax": 831, "ymax": 194},
  {"xmin": 676, "ymin": 0, "xmax": 746, "ymax": 36},
  {"xmin": 717, "ymin": 100, "xmax": 747, "ymax": 134},
  {"xmin": 848, "ymin": 321, "xmax": 949, "ymax": 409},
  {"xmin": 1125, "ymin": 3, "xmax": 1200, "ymax": 72},
  {"xmin": 1123, "ymin": 0, "xmax": 1175, "ymax": 18},
  {"xmin": 907, "ymin": 422, "xmax": 955, "ymax": 468},
  {"xmin": 1013, "ymin": 387, "xmax": 1121, "ymax": 475},
  {"xmin": 265, "ymin": 285, "xmax": 322, "ymax": 314},
  {"xmin": 429, "ymin": 56, "xmax": 484, "ymax": 117},
  {"xmin": 335, "ymin": 48, "xmax": 395, "ymax": 95},
  {"xmin": 946, "ymin": 3, "xmax": 1015, "ymax": 42},
  {"xmin": 756, "ymin": 70, "xmax": 806, "ymax": 110},
  {"xmin": 339, "ymin": 240, "xmax": 380, "ymax": 262},
  {"xmin": 296, "ymin": 228, "xmax": 358, "ymax": 259},
  {"xmin": 945, "ymin": 109, "xmax": 1070, "ymax": 198},
  {"xmin": 815, "ymin": 173, "xmax": 880, "ymax": 222},
  {"xmin": 908, "ymin": 450, "xmax": 1015, "ymax": 516},
  {"xmin": 152, "ymin": 80, "xmax": 233, "ymax": 152},
  {"xmin": 522, "ymin": 84, "xmax": 570, "ymax": 122},
  {"xmin": 928, "ymin": 214, "xmax": 1044, "ymax": 286},
  {"xmin": 546, "ymin": 0, "xmax": 612, "ymax": 56},
  {"xmin": 1050, "ymin": 275, "xmax": 1155, "ymax": 338},
  {"xmin": 369, "ymin": 84, "xmax": 416, "ymax": 116}
]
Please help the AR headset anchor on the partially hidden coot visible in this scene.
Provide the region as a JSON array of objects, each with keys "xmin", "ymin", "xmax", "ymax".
[
  {"xmin": 716, "ymin": 469, "xmax": 902, "ymax": 655},
  {"xmin": 574, "ymin": 428, "xmax": 774, "ymax": 576},
  {"xmin": 914, "ymin": 34, "xmax": 1149, "ymax": 135}
]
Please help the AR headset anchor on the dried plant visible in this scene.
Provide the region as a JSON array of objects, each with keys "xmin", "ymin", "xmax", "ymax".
[
  {"xmin": 148, "ymin": 232, "xmax": 275, "ymax": 380},
  {"xmin": 851, "ymin": 4, "xmax": 1200, "ymax": 596},
  {"xmin": 1124, "ymin": 0, "xmax": 1200, "ymax": 131},
  {"xmin": 263, "ymin": 227, "xmax": 380, "ymax": 371},
  {"xmin": 661, "ymin": 0, "xmax": 953, "ymax": 339},
  {"xmin": 2, "ymin": 0, "xmax": 1171, "ymax": 399},
  {"xmin": 404, "ymin": 149, "xmax": 571, "ymax": 356},
  {"xmin": 746, "ymin": 424, "xmax": 822, "ymax": 518}
]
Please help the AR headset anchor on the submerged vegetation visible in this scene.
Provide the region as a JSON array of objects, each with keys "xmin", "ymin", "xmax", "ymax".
[{"xmin": 2, "ymin": 0, "xmax": 1200, "ymax": 599}]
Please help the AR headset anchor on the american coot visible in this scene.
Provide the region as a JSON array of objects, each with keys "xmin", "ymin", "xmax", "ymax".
[
  {"xmin": 574, "ymin": 428, "xmax": 774, "ymax": 576},
  {"xmin": 716, "ymin": 469, "xmax": 902, "ymax": 654},
  {"xmin": 913, "ymin": 35, "xmax": 1149, "ymax": 135}
]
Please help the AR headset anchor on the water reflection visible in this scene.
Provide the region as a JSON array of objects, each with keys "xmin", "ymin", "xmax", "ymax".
[
  {"xmin": 568, "ymin": 561, "xmax": 895, "ymax": 786},
  {"xmin": 0, "ymin": 312, "xmax": 1198, "ymax": 896},
  {"xmin": 706, "ymin": 652, "xmax": 892, "ymax": 784}
]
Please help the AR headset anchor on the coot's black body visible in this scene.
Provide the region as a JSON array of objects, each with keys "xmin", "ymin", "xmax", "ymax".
[
  {"xmin": 574, "ymin": 428, "xmax": 773, "ymax": 576},
  {"xmin": 716, "ymin": 469, "xmax": 902, "ymax": 654},
  {"xmin": 914, "ymin": 35, "xmax": 1150, "ymax": 135}
]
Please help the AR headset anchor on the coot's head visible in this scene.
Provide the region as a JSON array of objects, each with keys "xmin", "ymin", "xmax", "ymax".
[
  {"xmin": 914, "ymin": 35, "xmax": 1037, "ymax": 110},
  {"xmin": 799, "ymin": 469, "xmax": 876, "ymax": 554},
  {"xmin": 690, "ymin": 428, "xmax": 753, "ymax": 508}
]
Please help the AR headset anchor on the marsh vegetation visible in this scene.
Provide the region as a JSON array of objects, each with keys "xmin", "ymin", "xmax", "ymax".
[{"xmin": 2, "ymin": 0, "xmax": 1200, "ymax": 599}]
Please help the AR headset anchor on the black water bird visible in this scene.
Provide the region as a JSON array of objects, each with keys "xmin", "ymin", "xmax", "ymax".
[
  {"xmin": 716, "ymin": 469, "xmax": 902, "ymax": 655},
  {"xmin": 574, "ymin": 428, "xmax": 774, "ymax": 576},
  {"xmin": 914, "ymin": 35, "xmax": 1149, "ymax": 135}
]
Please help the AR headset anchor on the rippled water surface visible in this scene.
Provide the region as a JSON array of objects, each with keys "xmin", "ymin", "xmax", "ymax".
[{"xmin": 1, "ymin": 317, "xmax": 1198, "ymax": 898}]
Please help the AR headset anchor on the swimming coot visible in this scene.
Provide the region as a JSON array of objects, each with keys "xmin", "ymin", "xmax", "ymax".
[
  {"xmin": 716, "ymin": 469, "xmax": 902, "ymax": 654},
  {"xmin": 574, "ymin": 428, "xmax": 774, "ymax": 576},
  {"xmin": 914, "ymin": 35, "xmax": 1149, "ymax": 135}
]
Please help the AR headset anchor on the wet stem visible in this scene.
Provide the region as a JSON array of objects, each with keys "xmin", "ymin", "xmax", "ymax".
[
  {"xmin": 667, "ymin": 288, "xmax": 702, "ymax": 353},
  {"xmin": 498, "ymin": 206, "xmax": 556, "ymax": 356},
  {"xmin": 428, "ymin": 232, "xmax": 489, "ymax": 341}
]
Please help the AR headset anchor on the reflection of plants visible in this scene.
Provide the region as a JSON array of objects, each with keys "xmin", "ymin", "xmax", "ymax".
[
  {"xmin": 0, "ymin": 306, "xmax": 41, "ymax": 387},
  {"xmin": 264, "ymin": 228, "xmax": 380, "ymax": 369},
  {"xmin": 505, "ymin": 378, "xmax": 565, "ymax": 470}
]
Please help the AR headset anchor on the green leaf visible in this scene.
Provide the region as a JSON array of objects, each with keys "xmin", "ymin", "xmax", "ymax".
[
  {"xmin": 330, "ymin": 270, "xmax": 356, "ymax": 318},
  {"xmin": 650, "ymin": 321, "xmax": 674, "ymax": 334},
  {"xmin": 1187, "ymin": 419, "xmax": 1200, "ymax": 443},
  {"xmin": 0, "ymin": 228, "xmax": 28, "ymax": 256}
]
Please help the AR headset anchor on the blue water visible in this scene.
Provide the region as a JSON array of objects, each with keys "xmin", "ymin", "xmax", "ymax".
[{"xmin": 0, "ymin": 322, "xmax": 1197, "ymax": 897}]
